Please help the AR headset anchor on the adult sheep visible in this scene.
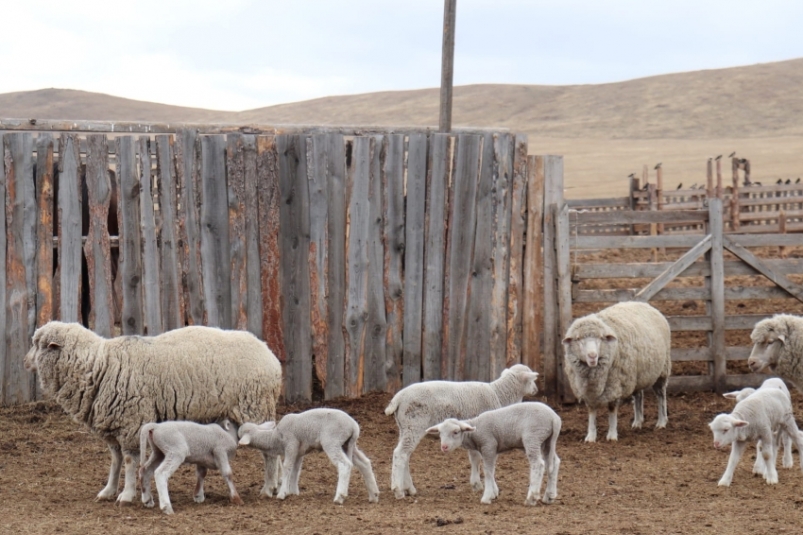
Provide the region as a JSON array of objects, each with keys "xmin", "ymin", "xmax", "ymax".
[
  {"xmin": 562, "ymin": 301, "xmax": 671, "ymax": 442},
  {"xmin": 747, "ymin": 314, "xmax": 803, "ymax": 390},
  {"xmin": 23, "ymin": 321, "xmax": 282, "ymax": 504}
]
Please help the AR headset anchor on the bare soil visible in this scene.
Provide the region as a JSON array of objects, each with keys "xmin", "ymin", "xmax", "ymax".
[{"xmin": 4, "ymin": 387, "xmax": 803, "ymax": 535}]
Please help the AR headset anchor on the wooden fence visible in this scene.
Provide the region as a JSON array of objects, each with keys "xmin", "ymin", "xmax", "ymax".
[{"xmin": 0, "ymin": 121, "xmax": 554, "ymax": 406}]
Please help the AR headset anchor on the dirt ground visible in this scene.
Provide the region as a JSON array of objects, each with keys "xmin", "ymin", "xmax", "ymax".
[{"xmin": 3, "ymin": 387, "xmax": 803, "ymax": 535}]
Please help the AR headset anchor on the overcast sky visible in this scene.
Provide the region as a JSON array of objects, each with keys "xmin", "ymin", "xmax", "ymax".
[{"xmin": 2, "ymin": 0, "xmax": 802, "ymax": 111}]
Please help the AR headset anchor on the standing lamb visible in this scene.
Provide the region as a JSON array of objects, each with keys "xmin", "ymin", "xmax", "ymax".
[
  {"xmin": 709, "ymin": 387, "xmax": 803, "ymax": 486},
  {"xmin": 747, "ymin": 314, "xmax": 803, "ymax": 390},
  {"xmin": 237, "ymin": 408, "xmax": 380, "ymax": 504},
  {"xmin": 23, "ymin": 321, "xmax": 282, "ymax": 504},
  {"xmin": 426, "ymin": 402, "xmax": 561, "ymax": 505},
  {"xmin": 562, "ymin": 301, "xmax": 671, "ymax": 442},
  {"xmin": 139, "ymin": 420, "xmax": 242, "ymax": 515},
  {"xmin": 384, "ymin": 364, "xmax": 539, "ymax": 499}
]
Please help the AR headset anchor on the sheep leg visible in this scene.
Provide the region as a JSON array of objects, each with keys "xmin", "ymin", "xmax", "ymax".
[
  {"xmin": 215, "ymin": 452, "xmax": 243, "ymax": 505},
  {"xmin": 480, "ymin": 454, "xmax": 499, "ymax": 504},
  {"xmin": 718, "ymin": 440, "xmax": 747, "ymax": 487},
  {"xmin": 259, "ymin": 452, "xmax": 280, "ymax": 497},
  {"xmin": 779, "ymin": 415, "xmax": 803, "ymax": 472},
  {"xmin": 325, "ymin": 445, "xmax": 353, "ymax": 504},
  {"xmin": 782, "ymin": 430, "xmax": 794, "ymax": 469},
  {"xmin": 653, "ymin": 376, "xmax": 669, "ymax": 428},
  {"xmin": 154, "ymin": 453, "xmax": 183, "ymax": 515},
  {"xmin": 585, "ymin": 407, "xmax": 598, "ymax": 443},
  {"xmin": 277, "ymin": 447, "xmax": 299, "ymax": 500},
  {"xmin": 391, "ymin": 430, "xmax": 422, "ymax": 499},
  {"xmin": 96, "ymin": 440, "xmax": 123, "ymax": 501},
  {"xmin": 752, "ymin": 441, "xmax": 767, "ymax": 476},
  {"xmin": 524, "ymin": 447, "xmax": 545, "ymax": 506},
  {"xmin": 760, "ymin": 430, "xmax": 778, "ymax": 484},
  {"xmin": 468, "ymin": 450, "xmax": 484, "ymax": 491},
  {"xmin": 631, "ymin": 390, "xmax": 644, "ymax": 429},
  {"xmin": 352, "ymin": 447, "xmax": 380, "ymax": 503},
  {"xmin": 606, "ymin": 401, "xmax": 620, "ymax": 441},
  {"xmin": 194, "ymin": 466, "xmax": 208, "ymax": 503},
  {"xmin": 289, "ymin": 455, "xmax": 304, "ymax": 495},
  {"xmin": 116, "ymin": 450, "xmax": 139, "ymax": 504},
  {"xmin": 544, "ymin": 453, "xmax": 561, "ymax": 504},
  {"xmin": 138, "ymin": 450, "xmax": 163, "ymax": 508}
]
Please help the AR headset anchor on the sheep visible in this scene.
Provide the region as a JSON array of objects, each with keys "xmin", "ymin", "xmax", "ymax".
[
  {"xmin": 709, "ymin": 387, "xmax": 803, "ymax": 486},
  {"xmin": 384, "ymin": 364, "xmax": 539, "ymax": 499},
  {"xmin": 237, "ymin": 408, "xmax": 379, "ymax": 504},
  {"xmin": 747, "ymin": 314, "xmax": 803, "ymax": 391},
  {"xmin": 139, "ymin": 420, "xmax": 242, "ymax": 515},
  {"xmin": 23, "ymin": 321, "xmax": 282, "ymax": 504},
  {"xmin": 426, "ymin": 402, "xmax": 561, "ymax": 505},
  {"xmin": 562, "ymin": 301, "xmax": 671, "ymax": 442}
]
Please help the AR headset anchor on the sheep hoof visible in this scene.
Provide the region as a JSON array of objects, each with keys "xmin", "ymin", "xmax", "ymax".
[
  {"xmin": 231, "ymin": 495, "xmax": 244, "ymax": 506},
  {"xmin": 525, "ymin": 495, "xmax": 539, "ymax": 506},
  {"xmin": 392, "ymin": 488, "xmax": 406, "ymax": 499},
  {"xmin": 161, "ymin": 506, "xmax": 174, "ymax": 515},
  {"xmin": 368, "ymin": 493, "xmax": 379, "ymax": 503},
  {"xmin": 480, "ymin": 496, "xmax": 493, "ymax": 505},
  {"xmin": 333, "ymin": 494, "xmax": 345, "ymax": 504},
  {"xmin": 717, "ymin": 479, "xmax": 731, "ymax": 487},
  {"xmin": 471, "ymin": 481, "xmax": 483, "ymax": 492},
  {"xmin": 142, "ymin": 498, "xmax": 155, "ymax": 508},
  {"xmin": 542, "ymin": 493, "xmax": 556, "ymax": 504},
  {"xmin": 194, "ymin": 494, "xmax": 205, "ymax": 503}
]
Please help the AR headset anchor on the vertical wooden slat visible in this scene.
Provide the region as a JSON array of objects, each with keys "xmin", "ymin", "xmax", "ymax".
[
  {"xmin": 117, "ymin": 136, "xmax": 143, "ymax": 335},
  {"xmin": 226, "ymin": 134, "xmax": 248, "ymax": 331},
  {"xmin": 4, "ymin": 133, "xmax": 36, "ymax": 404},
  {"xmin": 308, "ymin": 135, "xmax": 330, "ymax": 391},
  {"xmin": 345, "ymin": 137, "xmax": 371, "ymax": 396},
  {"xmin": 731, "ymin": 157, "xmax": 740, "ymax": 231},
  {"xmin": 278, "ymin": 135, "xmax": 313, "ymax": 402},
  {"xmin": 324, "ymin": 134, "xmax": 346, "ymax": 399},
  {"xmin": 242, "ymin": 135, "xmax": 262, "ymax": 337},
  {"xmin": 155, "ymin": 135, "xmax": 183, "ymax": 331},
  {"xmin": 709, "ymin": 198, "xmax": 726, "ymax": 393},
  {"xmin": 465, "ymin": 133, "xmax": 494, "ymax": 381},
  {"xmin": 175, "ymin": 129, "xmax": 205, "ymax": 325},
  {"xmin": 555, "ymin": 201, "xmax": 575, "ymax": 403},
  {"xmin": 422, "ymin": 134, "xmax": 450, "ymax": 382},
  {"xmin": 35, "ymin": 135, "xmax": 54, "ymax": 328},
  {"xmin": 443, "ymin": 134, "xmax": 482, "ymax": 380},
  {"xmin": 506, "ymin": 135, "xmax": 527, "ymax": 368},
  {"xmin": 522, "ymin": 156, "xmax": 544, "ymax": 377},
  {"xmin": 541, "ymin": 156, "xmax": 560, "ymax": 397},
  {"xmin": 139, "ymin": 136, "xmax": 162, "ymax": 335},
  {"xmin": 84, "ymin": 135, "xmax": 114, "ymax": 337},
  {"xmin": 489, "ymin": 133, "xmax": 514, "ymax": 379},
  {"xmin": 384, "ymin": 134, "xmax": 406, "ymax": 391},
  {"xmin": 0, "ymin": 135, "xmax": 7, "ymax": 403},
  {"xmin": 256, "ymin": 136, "xmax": 284, "ymax": 360},
  {"xmin": 58, "ymin": 134, "xmax": 82, "ymax": 323}
]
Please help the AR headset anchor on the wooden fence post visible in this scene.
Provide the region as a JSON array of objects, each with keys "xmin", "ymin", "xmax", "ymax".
[
  {"xmin": 59, "ymin": 134, "xmax": 82, "ymax": 324},
  {"xmin": 542, "ymin": 155, "xmax": 564, "ymax": 400},
  {"xmin": 117, "ymin": 136, "xmax": 144, "ymax": 335},
  {"xmin": 554, "ymin": 202, "xmax": 574, "ymax": 403},
  {"xmin": 139, "ymin": 136, "xmax": 162, "ymax": 335},
  {"xmin": 730, "ymin": 157, "xmax": 740, "ymax": 231},
  {"xmin": 708, "ymin": 198, "xmax": 726, "ymax": 393},
  {"xmin": 523, "ymin": 155, "xmax": 544, "ymax": 379},
  {"xmin": 35, "ymin": 135, "xmax": 54, "ymax": 329}
]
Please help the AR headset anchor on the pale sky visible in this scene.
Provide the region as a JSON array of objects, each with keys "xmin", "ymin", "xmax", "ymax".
[{"xmin": 2, "ymin": 0, "xmax": 802, "ymax": 111}]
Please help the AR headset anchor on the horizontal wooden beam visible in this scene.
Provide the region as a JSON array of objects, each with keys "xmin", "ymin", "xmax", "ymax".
[
  {"xmin": 667, "ymin": 314, "xmax": 770, "ymax": 332},
  {"xmin": 572, "ymin": 234, "xmax": 706, "ymax": 249},
  {"xmin": 571, "ymin": 209, "xmax": 709, "ymax": 224},
  {"xmin": 574, "ymin": 285, "xmax": 793, "ymax": 303},
  {"xmin": 566, "ymin": 197, "xmax": 630, "ymax": 208},
  {"xmin": 671, "ymin": 346, "xmax": 751, "ymax": 362},
  {"xmin": 723, "ymin": 236, "xmax": 803, "ymax": 304},
  {"xmin": 574, "ymin": 258, "xmax": 803, "ymax": 279}
]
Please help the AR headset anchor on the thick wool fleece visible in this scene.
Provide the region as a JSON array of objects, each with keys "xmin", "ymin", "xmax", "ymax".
[{"xmin": 750, "ymin": 314, "xmax": 803, "ymax": 390}]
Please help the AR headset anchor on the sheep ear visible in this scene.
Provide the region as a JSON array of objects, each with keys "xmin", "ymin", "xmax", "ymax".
[
  {"xmin": 47, "ymin": 342, "xmax": 62, "ymax": 350},
  {"xmin": 604, "ymin": 334, "xmax": 616, "ymax": 342},
  {"xmin": 562, "ymin": 337, "xmax": 572, "ymax": 345},
  {"xmin": 425, "ymin": 425, "xmax": 440, "ymax": 435},
  {"xmin": 257, "ymin": 421, "xmax": 276, "ymax": 431},
  {"xmin": 458, "ymin": 422, "xmax": 476, "ymax": 433},
  {"xmin": 527, "ymin": 371, "xmax": 539, "ymax": 380},
  {"xmin": 777, "ymin": 334, "xmax": 786, "ymax": 344},
  {"xmin": 238, "ymin": 435, "xmax": 252, "ymax": 445},
  {"xmin": 732, "ymin": 419, "xmax": 749, "ymax": 428},
  {"xmin": 722, "ymin": 392, "xmax": 739, "ymax": 400}
]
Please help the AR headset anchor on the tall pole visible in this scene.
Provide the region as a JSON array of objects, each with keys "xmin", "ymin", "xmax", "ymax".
[{"xmin": 439, "ymin": 0, "xmax": 457, "ymax": 133}]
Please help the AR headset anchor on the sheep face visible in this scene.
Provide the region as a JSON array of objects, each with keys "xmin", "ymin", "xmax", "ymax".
[
  {"xmin": 708, "ymin": 414, "xmax": 748, "ymax": 449},
  {"xmin": 563, "ymin": 334, "xmax": 616, "ymax": 368},
  {"xmin": 425, "ymin": 419, "xmax": 476, "ymax": 453},
  {"xmin": 747, "ymin": 319, "xmax": 788, "ymax": 373},
  {"xmin": 238, "ymin": 422, "xmax": 281, "ymax": 453}
]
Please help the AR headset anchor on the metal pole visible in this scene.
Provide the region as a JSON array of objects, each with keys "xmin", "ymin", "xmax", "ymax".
[{"xmin": 438, "ymin": 0, "xmax": 457, "ymax": 133}]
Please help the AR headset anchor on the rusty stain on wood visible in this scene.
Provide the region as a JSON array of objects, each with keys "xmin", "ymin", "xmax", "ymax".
[
  {"xmin": 35, "ymin": 135, "xmax": 54, "ymax": 327},
  {"xmin": 308, "ymin": 136, "xmax": 330, "ymax": 391}
]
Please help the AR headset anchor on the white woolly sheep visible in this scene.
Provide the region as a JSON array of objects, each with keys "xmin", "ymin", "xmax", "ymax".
[
  {"xmin": 709, "ymin": 387, "xmax": 803, "ymax": 486},
  {"xmin": 747, "ymin": 314, "xmax": 803, "ymax": 391},
  {"xmin": 384, "ymin": 364, "xmax": 539, "ymax": 499},
  {"xmin": 426, "ymin": 402, "xmax": 561, "ymax": 505},
  {"xmin": 23, "ymin": 321, "xmax": 282, "ymax": 504},
  {"xmin": 238, "ymin": 408, "xmax": 379, "ymax": 504},
  {"xmin": 139, "ymin": 420, "xmax": 242, "ymax": 515},
  {"xmin": 562, "ymin": 301, "xmax": 671, "ymax": 442}
]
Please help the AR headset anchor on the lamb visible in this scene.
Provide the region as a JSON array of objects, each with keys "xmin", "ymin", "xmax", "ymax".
[
  {"xmin": 709, "ymin": 387, "xmax": 803, "ymax": 486},
  {"xmin": 426, "ymin": 402, "xmax": 561, "ymax": 505},
  {"xmin": 237, "ymin": 408, "xmax": 379, "ymax": 504},
  {"xmin": 384, "ymin": 364, "xmax": 539, "ymax": 499},
  {"xmin": 23, "ymin": 321, "xmax": 282, "ymax": 504},
  {"xmin": 747, "ymin": 314, "xmax": 803, "ymax": 390},
  {"xmin": 139, "ymin": 420, "xmax": 242, "ymax": 515},
  {"xmin": 562, "ymin": 301, "xmax": 671, "ymax": 442}
]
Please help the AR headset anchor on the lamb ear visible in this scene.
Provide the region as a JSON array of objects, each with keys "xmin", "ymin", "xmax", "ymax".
[
  {"xmin": 722, "ymin": 392, "xmax": 739, "ymax": 400},
  {"xmin": 257, "ymin": 421, "xmax": 276, "ymax": 431},
  {"xmin": 732, "ymin": 419, "xmax": 749, "ymax": 428},
  {"xmin": 458, "ymin": 422, "xmax": 476, "ymax": 433},
  {"xmin": 425, "ymin": 425, "xmax": 441, "ymax": 435},
  {"xmin": 238, "ymin": 434, "xmax": 252, "ymax": 446}
]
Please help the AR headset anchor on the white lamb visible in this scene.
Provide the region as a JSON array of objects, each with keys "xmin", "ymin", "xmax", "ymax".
[
  {"xmin": 709, "ymin": 387, "xmax": 803, "ymax": 486},
  {"xmin": 238, "ymin": 408, "xmax": 379, "ymax": 504},
  {"xmin": 426, "ymin": 402, "xmax": 561, "ymax": 505},
  {"xmin": 384, "ymin": 364, "xmax": 539, "ymax": 499},
  {"xmin": 562, "ymin": 301, "xmax": 671, "ymax": 442},
  {"xmin": 138, "ymin": 420, "xmax": 242, "ymax": 515}
]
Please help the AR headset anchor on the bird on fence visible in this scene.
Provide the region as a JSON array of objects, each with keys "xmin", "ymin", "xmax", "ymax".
[
  {"xmin": 742, "ymin": 178, "xmax": 752, "ymax": 186},
  {"xmin": 676, "ymin": 182, "xmax": 683, "ymax": 190},
  {"xmin": 753, "ymin": 181, "xmax": 762, "ymax": 186},
  {"xmin": 796, "ymin": 178, "xmax": 801, "ymax": 184},
  {"xmin": 739, "ymin": 158, "xmax": 748, "ymax": 165},
  {"xmin": 785, "ymin": 178, "xmax": 792, "ymax": 185},
  {"xmin": 655, "ymin": 163, "xmax": 662, "ymax": 170},
  {"xmin": 777, "ymin": 178, "xmax": 784, "ymax": 185},
  {"xmin": 641, "ymin": 182, "xmax": 649, "ymax": 191},
  {"xmin": 715, "ymin": 155, "xmax": 722, "ymax": 160},
  {"xmin": 690, "ymin": 183, "xmax": 699, "ymax": 189},
  {"xmin": 728, "ymin": 151, "xmax": 736, "ymax": 158}
]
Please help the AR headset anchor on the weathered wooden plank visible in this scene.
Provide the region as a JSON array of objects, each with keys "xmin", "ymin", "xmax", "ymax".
[
  {"xmin": 278, "ymin": 135, "xmax": 312, "ymax": 402},
  {"xmin": 175, "ymin": 130, "xmax": 205, "ymax": 325},
  {"xmin": 138, "ymin": 137, "xmax": 162, "ymax": 335},
  {"xmin": 383, "ymin": 134, "xmax": 406, "ymax": 391},
  {"xmin": 226, "ymin": 134, "xmax": 248, "ymax": 330},
  {"xmin": 723, "ymin": 373, "xmax": 772, "ymax": 389},
  {"xmin": 200, "ymin": 135, "xmax": 232, "ymax": 329},
  {"xmin": 155, "ymin": 135, "xmax": 183, "ymax": 331},
  {"xmin": 574, "ymin": 259, "xmax": 803, "ymax": 279},
  {"xmin": 506, "ymin": 135, "xmax": 527, "ymax": 369},
  {"xmin": 571, "ymin": 210, "xmax": 709, "ymax": 224},
  {"xmin": 633, "ymin": 236, "xmax": 712, "ymax": 302},
  {"xmin": 489, "ymin": 133, "xmax": 513, "ymax": 379},
  {"xmin": 667, "ymin": 314, "xmax": 772, "ymax": 332},
  {"xmin": 422, "ymin": 134, "xmax": 450, "ymax": 382},
  {"xmin": 725, "ymin": 234, "xmax": 803, "ymax": 247},
  {"xmin": 575, "ymin": 285, "xmax": 794, "ymax": 303},
  {"xmin": 363, "ymin": 136, "xmax": 388, "ymax": 393},
  {"xmin": 672, "ymin": 347, "xmax": 751, "ymax": 362},
  {"xmin": 57, "ymin": 134, "xmax": 82, "ymax": 324},
  {"xmin": 308, "ymin": 135, "xmax": 330, "ymax": 391},
  {"xmin": 667, "ymin": 375, "xmax": 713, "ymax": 393},
  {"xmin": 709, "ymin": 198, "xmax": 727, "ymax": 393},
  {"xmin": 3, "ymin": 133, "xmax": 37, "ymax": 404},
  {"xmin": 116, "ymin": 136, "xmax": 144, "ymax": 335},
  {"xmin": 465, "ymin": 133, "xmax": 494, "ymax": 382},
  {"xmin": 0, "ymin": 136, "xmax": 7, "ymax": 403},
  {"xmin": 443, "ymin": 134, "xmax": 482, "ymax": 380},
  {"xmin": 324, "ymin": 133, "xmax": 346, "ymax": 398},
  {"xmin": 566, "ymin": 197, "xmax": 630, "ymax": 208},
  {"xmin": 573, "ymin": 234, "xmax": 709, "ymax": 249},
  {"xmin": 35, "ymin": 135, "xmax": 54, "ymax": 328},
  {"xmin": 255, "ymin": 136, "xmax": 285, "ymax": 362},
  {"xmin": 723, "ymin": 236, "xmax": 803, "ymax": 304},
  {"xmin": 83, "ymin": 135, "xmax": 114, "ymax": 337},
  {"xmin": 523, "ymin": 155, "xmax": 545, "ymax": 379},
  {"xmin": 242, "ymin": 135, "xmax": 262, "ymax": 338},
  {"xmin": 555, "ymin": 201, "xmax": 574, "ymax": 402},
  {"xmin": 542, "ymin": 156, "xmax": 564, "ymax": 399}
]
